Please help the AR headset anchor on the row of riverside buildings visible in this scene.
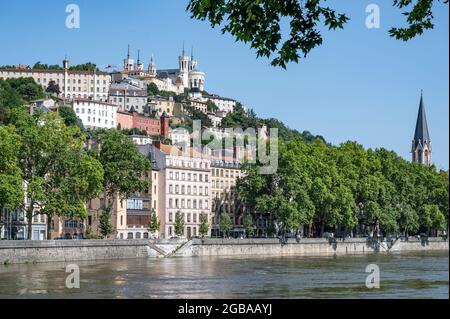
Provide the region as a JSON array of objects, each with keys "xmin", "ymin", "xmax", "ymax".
[{"xmin": 0, "ymin": 47, "xmax": 265, "ymax": 240}]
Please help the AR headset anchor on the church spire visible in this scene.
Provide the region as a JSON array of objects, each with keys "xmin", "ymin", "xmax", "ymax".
[
  {"xmin": 413, "ymin": 91, "xmax": 430, "ymax": 146},
  {"xmin": 137, "ymin": 49, "xmax": 140, "ymax": 63},
  {"xmin": 412, "ymin": 91, "xmax": 432, "ymax": 165},
  {"xmin": 127, "ymin": 44, "xmax": 130, "ymax": 59},
  {"xmin": 182, "ymin": 41, "xmax": 185, "ymax": 56}
]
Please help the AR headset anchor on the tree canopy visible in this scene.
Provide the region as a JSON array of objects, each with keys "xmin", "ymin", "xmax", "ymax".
[
  {"xmin": 187, "ymin": 0, "xmax": 448, "ymax": 68},
  {"xmin": 237, "ymin": 138, "xmax": 449, "ymax": 238},
  {"xmin": 4, "ymin": 107, "xmax": 104, "ymax": 239}
]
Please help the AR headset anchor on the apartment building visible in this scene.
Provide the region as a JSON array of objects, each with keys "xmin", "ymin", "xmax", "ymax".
[
  {"xmin": 142, "ymin": 142, "xmax": 211, "ymax": 239},
  {"xmin": 73, "ymin": 98, "xmax": 117, "ymax": 130},
  {"xmin": 149, "ymin": 96, "xmax": 176, "ymax": 117},
  {"xmin": 210, "ymin": 156, "xmax": 245, "ymax": 237},
  {"xmin": 108, "ymin": 82, "xmax": 148, "ymax": 113},
  {"xmin": 116, "ymin": 110, "xmax": 169, "ymax": 138}
]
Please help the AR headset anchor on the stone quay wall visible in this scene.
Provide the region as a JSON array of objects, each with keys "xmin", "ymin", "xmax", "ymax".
[
  {"xmin": 0, "ymin": 239, "xmax": 184, "ymax": 264},
  {"xmin": 0, "ymin": 237, "xmax": 447, "ymax": 264},
  {"xmin": 172, "ymin": 237, "xmax": 449, "ymax": 257}
]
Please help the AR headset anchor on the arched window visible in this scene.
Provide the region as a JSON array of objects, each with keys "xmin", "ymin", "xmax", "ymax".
[
  {"xmin": 127, "ymin": 232, "xmax": 133, "ymax": 239},
  {"xmin": 143, "ymin": 232, "xmax": 149, "ymax": 239},
  {"xmin": 136, "ymin": 232, "xmax": 141, "ymax": 239}
]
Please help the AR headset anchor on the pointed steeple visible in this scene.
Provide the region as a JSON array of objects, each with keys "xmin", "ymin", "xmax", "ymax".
[
  {"xmin": 412, "ymin": 91, "xmax": 432, "ymax": 165},
  {"xmin": 413, "ymin": 91, "xmax": 430, "ymax": 147},
  {"xmin": 127, "ymin": 45, "xmax": 131, "ymax": 59},
  {"xmin": 191, "ymin": 46, "xmax": 194, "ymax": 59},
  {"xmin": 182, "ymin": 41, "xmax": 185, "ymax": 56},
  {"xmin": 137, "ymin": 49, "xmax": 141, "ymax": 64}
]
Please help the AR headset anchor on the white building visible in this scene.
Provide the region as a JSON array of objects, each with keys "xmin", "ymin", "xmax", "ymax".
[
  {"xmin": 73, "ymin": 98, "xmax": 117, "ymax": 130},
  {"xmin": 203, "ymin": 94, "xmax": 236, "ymax": 114},
  {"xmin": 129, "ymin": 134, "xmax": 153, "ymax": 146}
]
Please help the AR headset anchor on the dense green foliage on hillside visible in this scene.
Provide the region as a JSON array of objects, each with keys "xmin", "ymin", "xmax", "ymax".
[{"xmin": 0, "ymin": 78, "xmax": 45, "ymax": 123}]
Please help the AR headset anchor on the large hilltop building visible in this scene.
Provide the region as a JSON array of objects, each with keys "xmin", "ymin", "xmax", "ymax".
[
  {"xmin": 117, "ymin": 44, "xmax": 205, "ymax": 95},
  {"xmin": 0, "ymin": 57, "xmax": 111, "ymax": 102},
  {"xmin": 411, "ymin": 92, "xmax": 432, "ymax": 165}
]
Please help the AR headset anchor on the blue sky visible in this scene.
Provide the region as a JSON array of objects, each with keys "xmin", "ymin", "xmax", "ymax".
[{"xmin": 0, "ymin": 0, "xmax": 448, "ymax": 169}]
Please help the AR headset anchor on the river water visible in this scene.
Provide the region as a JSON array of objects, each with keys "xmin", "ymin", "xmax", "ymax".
[{"xmin": 0, "ymin": 251, "xmax": 448, "ymax": 299}]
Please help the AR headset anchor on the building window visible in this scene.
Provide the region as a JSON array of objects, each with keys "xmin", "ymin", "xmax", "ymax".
[
  {"xmin": 127, "ymin": 232, "xmax": 133, "ymax": 239},
  {"xmin": 127, "ymin": 199, "xmax": 143, "ymax": 210}
]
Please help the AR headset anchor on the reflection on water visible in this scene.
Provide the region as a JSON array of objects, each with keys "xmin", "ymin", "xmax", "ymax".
[{"xmin": 0, "ymin": 251, "xmax": 448, "ymax": 299}]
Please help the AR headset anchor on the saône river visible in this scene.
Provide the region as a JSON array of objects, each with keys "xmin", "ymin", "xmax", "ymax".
[{"xmin": 0, "ymin": 251, "xmax": 447, "ymax": 298}]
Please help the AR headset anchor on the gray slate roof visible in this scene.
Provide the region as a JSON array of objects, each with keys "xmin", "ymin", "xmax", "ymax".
[{"xmin": 413, "ymin": 93, "xmax": 431, "ymax": 148}]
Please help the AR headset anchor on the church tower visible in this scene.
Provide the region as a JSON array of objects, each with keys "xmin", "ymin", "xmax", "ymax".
[
  {"xmin": 148, "ymin": 54, "xmax": 156, "ymax": 77},
  {"xmin": 178, "ymin": 42, "xmax": 190, "ymax": 87},
  {"xmin": 136, "ymin": 49, "xmax": 144, "ymax": 71},
  {"xmin": 123, "ymin": 45, "xmax": 134, "ymax": 71},
  {"xmin": 189, "ymin": 47, "xmax": 197, "ymax": 71},
  {"xmin": 411, "ymin": 92, "xmax": 432, "ymax": 165}
]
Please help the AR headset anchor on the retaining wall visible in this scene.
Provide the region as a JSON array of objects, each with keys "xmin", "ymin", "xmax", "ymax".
[{"xmin": 1, "ymin": 237, "xmax": 447, "ymax": 264}]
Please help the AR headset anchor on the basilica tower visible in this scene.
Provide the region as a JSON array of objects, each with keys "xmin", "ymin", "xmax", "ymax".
[{"xmin": 178, "ymin": 42, "xmax": 190, "ymax": 87}]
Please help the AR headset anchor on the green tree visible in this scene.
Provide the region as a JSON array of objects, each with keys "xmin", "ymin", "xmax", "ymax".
[
  {"xmin": 147, "ymin": 83, "xmax": 159, "ymax": 96},
  {"xmin": 187, "ymin": 0, "xmax": 447, "ymax": 68},
  {"xmin": 99, "ymin": 211, "xmax": 113, "ymax": 238},
  {"xmin": 199, "ymin": 212, "xmax": 209, "ymax": 237},
  {"xmin": 58, "ymin": 106, "xmax": 84, "ymax": 130},
  {"xmin": 421, "ymin": 204, "xmax": 446, "ymax": 236},
  {"xmin": 33, "ymin": 62, "xmax": 62, "ymax": 70},
  {"xmin": 7, "ymin": 107, "xmax": 104, "ymax": 239},
  {"xmin": 0, "ymin": 125, "xmax": 23, "ymax": 213},
  {"xmin": 398, "ymin": 204, "xmax": 419, "ymax": 237},
  {"xmin": 46, "ymin": 80, "xmax": 61, "ymax": 95},
  {"xmin": 243, "ymin": 215, "xmax": 254, "ymax": 237},
  {"xmin": 91, "ymin": 129, "xmax": 151, "ymax": 238},
  {"xmin": 148, "ymin": 208, "xmax": 160, "ymax": 234},
  {"xmin": 69, "ymin": 62, "xmax": 99, "ymax": 72},
  {"xmin": 219, "ymin": 212, "xmax": 233, "ymax": 238},
  {"xmin": 6, "ymin": 78, "xmax": 44, "ymax": 102},
  {"xmin": 0, "ymin": 79, "xmax": 24, "ymax": 123},
  {"xmin": 175, "ymin": 210, "xmax": 185, "ymax": 236},
  {"xmin": 206, "ymin": 100, "xmax": 219, "ymax": 112}
]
